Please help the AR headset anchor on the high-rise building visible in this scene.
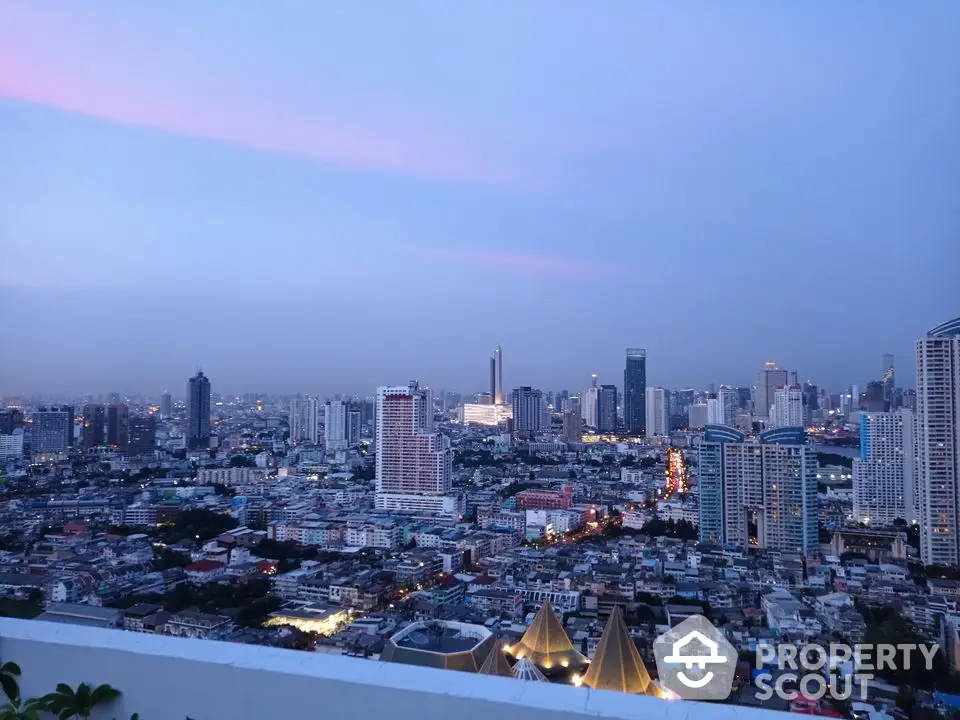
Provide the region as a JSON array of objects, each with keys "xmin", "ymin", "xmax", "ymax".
[
  {"xmin": 903, "ymin": 389, "xmax": 917, "ymax": 412},
  {"xmin": 718, "ymin": 385, "xmax": 737, "ymax": 426},
  {"xmin": 597, "ymin": 384, "xmax": 618, "ymax": 433},
  {"xmin": 687, "ymin": 403, "xmax": 708, "ymax": 430},
  {"xmin": 323, "ymin": 400, "xmax": 346, "ymax": 450},
  {"xmin": 491, "ymin": 345, "xmax": 504, "ymax": 405},
  {"xmin": 187, "ymin": 371, "xmax": 212, "ymax": 449},
  {"xmin": 862, "ymin": 381, "xmax": 886, "ymax": 412},
  {"xmin": 562, "ymin": 411, "xmax": 581, "ymax": 444},
  {"xmin": 623, "ymin": 348, "xmax": 647, "ymax": 435},
  {"xmin": 289, "ymin": 397, "xmax": 319, "ymax": 445},
  {"xmin": 374, "ymin": 382, "xmax": 457, "ymax": 516},
  {"xmin": 30, "ymin": 407, "xmax": 71, "ymax": 453},
  {"xmin": 706, "ymin": 398, "xmax": 724, "ymax": 426},
  {"xmin": 346, "ymin": 404, "xmax": 362, "ymax": 445},
  {"xmin": 82, "ymin": 404, "xmax": 106, "ymax": 448},
  {"xmin": 582, "ymin": 375, "xmax": 599, "ymax": 429},
  {"xmin": 160, "ymin": 392, "xmax": 173, "ymax": 418},
  {"xmin": 882, "ymin": 353, "xmax": 896, "ymax": 406},
  {"xmin": 755, "ymin": 362, "xmax": 797, "ymax": 422},
  {"xmin": 106, "ymin": 404, "xmax": 130, "ymax": 451},
  {"xmin": 645, "ymin": 388, "xmax": 668, "ymax": 437},
  {"xmin": 128, "ymin": 416, "xmax": 157, "ymax": 455},
  {"xmin": 853, "ymin": 410, "xmax": 916, "ymax": 526},
  {"xmin": 699, "ymin": 426, "xmax": 817, "ymax": 553},
  {"xmin": 0, "ymin": 409, "xmax": 25, "ymax": 435},
  {"xmin": 772, "ymin": 386, "xmax": 803, "ymax": 428},
  {"xmin": 511, "ymin": 386, "xmax": 545, "ymax": 436},
  {"xmin": 917, "ymin": 316, "xmax": 960, "ymax": 566}
]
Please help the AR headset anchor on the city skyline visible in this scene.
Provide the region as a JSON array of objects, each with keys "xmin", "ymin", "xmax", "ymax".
[{"xmin": 2, "ymin": 3, "xmax": 957, "ymax": 395}]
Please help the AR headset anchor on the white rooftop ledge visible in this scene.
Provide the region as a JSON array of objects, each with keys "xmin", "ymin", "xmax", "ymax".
[{"xmin": 1, "ymin": 617, "xmax": 787, "ymax": 720}]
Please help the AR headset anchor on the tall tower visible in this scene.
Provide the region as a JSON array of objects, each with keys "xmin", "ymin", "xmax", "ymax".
[
  {"xmin": 882, "ymin": 353, "xmax": 896, "ymax": 406},
  {"xmin": 917, "ymin": 317, "xmax": 960, "ymax": 566},
  {"xmin": 645, "ymin": 387, "xmax": 668, "ymax": 437},
  {"xmin": 854, "ymin": 409, "xmax": 916, "ymax": 525},
  {"xmin": 582, "ymin": 375, "xmax": 599, "ymax": 429},
  {"xmin": 160, "ymin": 391, "xmax": 173, "ymax": 418},
  {"xmin": 771, "ymin": 386, "xmax": 803, "ymax": 428},
  {"xmin": 755, "ymin": 362, "xmax": 795, "ymax": 423},
  {"xmin": 106, "ymin": 403, "xmax": 130, "ymax": 451},
  {"xmin": 374, "ymin": 382, "xmax": 456, "ymax": 515},
  {"xmin": 289, "ymin": 397, "xmax": 320, "ymax": 445},
  {"xmin": 82, "ymin": 404, "xmax": 106, "ymax": 448},
  {"xmin": 323, "ymin": 399, "xmax": 346, "ymax": 450},
  {"xmin": 597, "ymin": 384, "xmax": 618, "ymax": 432},
  {"xmin": 187, "ymin": 370, "xmax": 211, "ymax": 449},
  {"xmin": 511, "ymin": 386, "xmax": 545, "ymax": 437},
  {"xmin": 492, "ymin": 345, "xmax": 504, "ymax": 405},
  {"xmin": 623, "ymin": 348, "xmax": 647, "ymax": 435}
]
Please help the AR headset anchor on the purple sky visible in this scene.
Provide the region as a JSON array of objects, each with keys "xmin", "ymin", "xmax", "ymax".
[{"xmin": 1, "ymin": 2, "xmax": 958, "ymax": 397}]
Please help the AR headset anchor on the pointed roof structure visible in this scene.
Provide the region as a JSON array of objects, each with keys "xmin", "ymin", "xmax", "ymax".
[
  {"xmin": 478, "ymin": 642, "xmax": 513, "ymax": 677},
  {"xmin": 512, "ymin": 658, "xmax": 548, "ymax": 682},
  {"xmin": 581, "ymin": 606, "xmax": 655, "ymax": 695},
  {"xmin": 507, "ymin": 600, "xmax": 587, "ymax": 672}
]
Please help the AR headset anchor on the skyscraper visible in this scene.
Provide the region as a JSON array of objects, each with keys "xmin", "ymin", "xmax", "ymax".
[
  {"xmin": 82, "ymin": 404, "xmax": 106, "ymax": 448},
  {"xmin": 582, "ymin": 375, "xmax": 599, "ymax": 429},
  {"xmin": 374, "ymin": 382, "xmax": 456, "ymax": 516},
  {"xmin": 853, "ymin": 410, "xmax": 916, "ymax": 526},
  {"xmin": 562, "ymin": 410, "xmax": 582, "ymax": 444},
  {"xmin": 511, "ymin": 386, "xmax": 545, "ymax": 436},
  {"xmin": 755, "ymin": 362, "xmax": 797, "ymax": 422},
  {"xmin": 289, "ymin": 397, "xmax": 320, "ymax": 445},
  {"xmin": 106, "ymin": 403, "xmax": 130, "ymax": 451},
  {"xmin": 917, "ymin": 316, "xmax": 960, "ymax": 566},
  {"xmin": 699, "ymin": 426, "xmax": 817, "ymax": 553},
  {"xmin": 346, "ymin": 404, "xmax": 362, "ymax": 445},
  {"xmin": 491, "ymin": 345, "xmax": 504, "ymax": 405},
  {"xmin": 128, "ymin": 416, "xmax": 157, "ymax": 456},
  {"xmin": 597, "ymin": 384, "xmax": 618, "ymax": 433},
  {"xmin": 718, "ymin": 385, "xmax": 738, "ymax": 426},
  {"xmin": 645, "ymin": 388, "xmax": 668, "ymax": 437},
  {"xmin": 623, "ymin": 348, "xmax": 647, "ymax": 435},
  {"xmin": 30, "ymin": 407, "xmax": 71, "ymax": 453},
  {"xmin": 160, "ymin": 391, "xmax": 173, "ymax": 418},
  {"xmin": 187, "ymin": 370, "xmax": 211, "ymax": 449},
  {"xmin": 772, "ymin": 386, "xmax": 803, "ymax": 428},
  {"xmin": 706, "ymin": 398, "xmax": 724, "ymax": 425},
  {"xmin": 882, "ymin": 353, "xmax": 896, "ymax": 406},
  {"xmin": 323, "ymin": 399, "xmax": 346, "ymax": 450},
  {"xmin": 862, "ymin": 381, "xmax": 886, "ymax": 412}
]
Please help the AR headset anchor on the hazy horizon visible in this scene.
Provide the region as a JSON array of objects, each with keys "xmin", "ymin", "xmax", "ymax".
[{"xmin": 2, "ymin": 3, "xmax": 957, "ymax": 397}]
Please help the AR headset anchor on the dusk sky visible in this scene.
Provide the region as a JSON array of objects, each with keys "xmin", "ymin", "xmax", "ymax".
[{"xmin": 1, "ymin": 2, "xmax": 958, "ymax": 398}]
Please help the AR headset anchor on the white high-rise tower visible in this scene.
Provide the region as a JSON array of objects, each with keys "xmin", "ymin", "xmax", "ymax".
[
  {"xmin": 645, "ymin": 388, "xmax": 668, "ymax": 437},
  {"xmin": 772, "ymin": 386, "xmax": 803, "ymax": 428},
  {"xmin": 324, "ymin": 400, "xmax": 347, "ymax": 450},
  {"xmin": 854, "ymin": 409, "xmax": 916, "ymax": 526},
  {"xmin": 917, "ymin": 317, "xmax": 960, "ymax": 566},
  {"xmin": 289, "ymin": 397, "xmax": 319, "ymax": 444}
]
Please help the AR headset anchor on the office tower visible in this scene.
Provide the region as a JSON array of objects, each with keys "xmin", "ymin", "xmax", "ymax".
[
  {"xmin": 917, "ymin": 317, "xmax": 960, "ymax": 566},
  {"xmin": 374, "ymin": 382, "xmax": 456, "ymax": 515},
  {"xmin": 490, "ymin": 345, "xmax": 504, "ymax": 405},
  {"xmin": 511, "ymin": 386, "xmax": 545, "ymax": 436},
  {"xmin": 0, "ymin": 409, "xmax": 24, "ymax": 435},
  {"xmin": 597, "ymin": 384, "xmax": 618, "ymax": 433},
  {"xmin": 564, "ymin": 393, "xmax": 581, "ymax": 417},
  {"xmin": 718, "ymin": 385, "xmax": 737, "ymax": 426},
  {"xmin": 582, "ymin": 375, "xmax": 599, "ymax": 429},
  {"xmin": 128, "ymin": 416, "xmax": 157, "ymax": 455},
  {"xmin": 706, "ymin": 398, "xmax": 724, "ymax": 425},
  {"xmin": 699, "ymin": 426, "xmax": 817, "ymax": 552},
  {"xmin": 772, "ymin": 386, "xmax": 803, "ymax": 428},
  {"xmin": 323, "ymin": 400, "xmax": 347, "ymax": 450},
  {"xmin": 555, "ymin": 390, "xmax": 569, "ymax": 412},
  {"xmin": 853, "ymin": 410, "xmax": 916, "ymax": 526},
  {"xmin": 0, "ymin": 429, "xmax": 24, "ymax": 460},
  {"xmin": 687, "ymin": 403, "xmax": 709, "ymax": 429},
  {"xmin": 623, "ymin": 348, "xmax": 647, "ymax": 435},
  {"xmin": 187, "ymin": 370, "xmax": 212, "ymax": 449},
  {"xmin": 562, "ymin": 410, "xmax": 581, "ymax": 443},
  {"xmin": 288, "ymin": 397, "xmax": 319, "ymax": 445},
  {"xmin": 61, "ymin": 405, "xmax": 75, "ymax": 447},
  {"xmin": 736, "ymin": 387, "xmax": 752, "ymax": 411},
  {"xmin": 755, "ymin": 362, "xmax": 797, "ymax": 422},
  {"xmin": 346, "ymin": 406, "xmax": 362, "ymax": 445},
  {"xmin": 850, "ymin": 384, "xmax": 861, "ymax": 410},
  {"xmin": 30, "ymin": 407, "xmax": 71, "ymax": 453},
  {"xmin": 882, "ymin": 353, "xmax": 895, "ymax": 406},
  {"xmin": 82, "ymin": 404, "xmax": 106, "ymax": 448},
  {"xmin": 106, "ymin": 403, "xmax": 130, "ymax": 451},
  {"xmin": 160, "ymin": 392, "xmax": 173, "ymax": 418},
  {"xmin": 863, "ymin": 381, "xmax": 886, "ymax": 412},
  {"xmin": 645, "ymin": 388, "xmax": 668, "ymax": 437}
]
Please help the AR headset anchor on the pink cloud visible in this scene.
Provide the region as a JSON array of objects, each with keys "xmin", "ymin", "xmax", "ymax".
[
  {"xmin": 0, "ymin": 8, "xmax": 531, "ymax": 188},
  {"xmin": 421, "ymin": 245, "xmax": 616, "ymax": 277}
]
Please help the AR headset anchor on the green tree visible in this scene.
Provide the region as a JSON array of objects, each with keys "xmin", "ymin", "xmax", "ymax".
[
  {"xmin": 229, "ymin": 454, "xmax": 256, "ymax": 468},
  {"xmin": 0, "ymin": 696, "xmax": 49, "ymax": 720},
  {"xmin": 43, "ymin": 683, "xmax": 121, "ymax": 719}
]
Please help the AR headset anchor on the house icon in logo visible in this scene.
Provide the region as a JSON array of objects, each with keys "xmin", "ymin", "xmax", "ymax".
[{"xmin": 654, "ymin": 615, "xmax": 737, "ymax": 700}]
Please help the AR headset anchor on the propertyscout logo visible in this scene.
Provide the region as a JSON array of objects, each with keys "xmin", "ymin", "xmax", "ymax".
[{"xmin": 654, "ymin": 616, "xmax": 940, "ymax": 702}]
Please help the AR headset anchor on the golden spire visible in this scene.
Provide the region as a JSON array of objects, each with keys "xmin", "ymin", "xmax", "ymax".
[
  {"xmin": 478, "ymin": 641, "xmax": 513, "ymax": 677},
  {"xmin": 581, "ymin": 606, "xmax": 654, "ymax": 695},
  {"xmin": 507, "ymin": 600, "xmax": 587, "ymax": 672}
]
